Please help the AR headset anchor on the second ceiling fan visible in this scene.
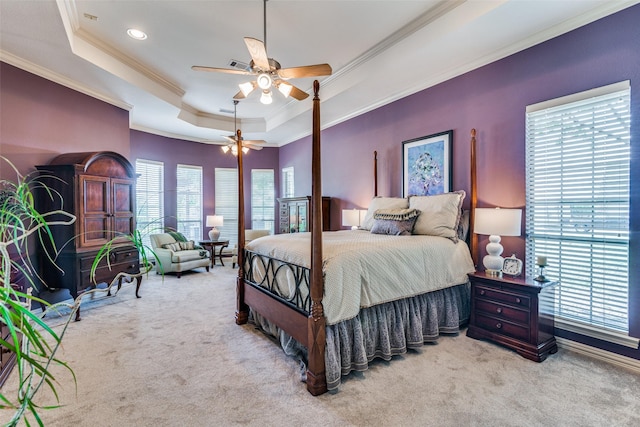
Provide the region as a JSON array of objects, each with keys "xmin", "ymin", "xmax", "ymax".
[
  {"xmin": 192, "ymin": 0, "xmax": 332, "ymax": 104},
  {"xmin": 222, "ymin": 100, "xmax": 265, "ymax": 155}
]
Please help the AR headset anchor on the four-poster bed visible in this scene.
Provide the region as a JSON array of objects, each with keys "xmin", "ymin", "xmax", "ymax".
[{"xmin": 234, "ymin": 81, "xmax": 479, "ymax": 395}]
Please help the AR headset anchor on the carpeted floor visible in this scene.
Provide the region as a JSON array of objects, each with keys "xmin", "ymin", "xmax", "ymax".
[{"xmin": 2, "ymin": 265, "xmax": 640, "ymax": 426}]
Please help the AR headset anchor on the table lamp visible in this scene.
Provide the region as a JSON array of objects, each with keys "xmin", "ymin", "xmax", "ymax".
[
  {"xmin": 342, "ymin": 209, "xmax": 361, "ymax": 230},
  {"xmin": 206, "ymin": 215, "xmax": 224, "ymax": 241},
  {"xmin": 473, "ymin": 207, "xmax": 522, "ymax": 276}
]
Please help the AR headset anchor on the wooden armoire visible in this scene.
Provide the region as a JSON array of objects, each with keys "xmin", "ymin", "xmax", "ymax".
[
  {"xmin": 277, "ymin": 196, "xmax": 331, "ymax": 234},
  {"xmin": 36, "ymin": 152, "xmax": 140, "ymax": 312}
]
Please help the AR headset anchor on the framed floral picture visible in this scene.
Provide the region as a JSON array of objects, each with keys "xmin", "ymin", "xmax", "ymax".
[{"xmin": 402, "ymin": 130, "xmax": 453, "ymax": 197}]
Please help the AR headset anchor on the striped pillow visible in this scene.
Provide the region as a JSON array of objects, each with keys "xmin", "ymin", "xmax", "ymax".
[
  {"xmin": 179, "ymin": 240, "xmax": 195, "ymax": 250},
  {"xmin": 163, "ymin": 242, "xmax": 182, "ymax": 252}
]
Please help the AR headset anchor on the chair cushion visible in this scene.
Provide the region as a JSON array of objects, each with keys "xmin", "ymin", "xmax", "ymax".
[{"xmin": 172, "ymin": 249, "xmax": 208, "ymax": 263}]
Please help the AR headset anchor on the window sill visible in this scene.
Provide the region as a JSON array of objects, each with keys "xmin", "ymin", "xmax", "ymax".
[{"xmin": 555, "ymin": 317, "xmax": 639, "ymax": 349}]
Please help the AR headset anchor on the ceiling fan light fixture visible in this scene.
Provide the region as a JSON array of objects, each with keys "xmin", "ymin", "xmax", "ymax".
[
  {"xmin": 256, "ymin": 73, "xmax": 272, "ymax": 90},
  {"xmin": 239, "ymin": 81, "xmax": 255, "ymax": 97},
  {"xmin": 242, "ymin": 146, "xmax": 250, "ymax": 154},
  {"xmin": 221, "ymin": 145, "xmax": 230, "ymax": 154},
  {"xmin": 277, "ymin": 82, "xmax": 293, "ymax": 98},
  {"xmin": 260, "ymin": 90, "xmax": 273, "ymax": 105}
]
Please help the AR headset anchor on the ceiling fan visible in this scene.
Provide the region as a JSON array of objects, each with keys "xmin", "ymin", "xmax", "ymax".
[
  {"xmin": 221, "ymin": 100, "xmax": 265, "ymax": 155},
  {"xmin": 192, "ymin": 0, "xmax": 332, "ymax": 104}
]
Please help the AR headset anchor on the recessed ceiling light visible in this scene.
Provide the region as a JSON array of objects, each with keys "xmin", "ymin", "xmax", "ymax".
[{"xmin": 127, "ymin": 28, "xmax": 147, "ymax": 40}]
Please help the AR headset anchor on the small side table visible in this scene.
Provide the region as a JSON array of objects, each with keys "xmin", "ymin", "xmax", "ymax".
[
  {"xmin": 199, "ymin": 240, "xmax": 229, "ymax": 267},
  {"xmin": 466, "ymin": 271, "xmax": 558, "ymax": 362}
]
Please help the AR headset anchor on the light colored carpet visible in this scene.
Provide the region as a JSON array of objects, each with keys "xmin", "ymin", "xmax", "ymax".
[{"xmin": 2, "ymin": 265, "xmax": 640, "ymax": 426}]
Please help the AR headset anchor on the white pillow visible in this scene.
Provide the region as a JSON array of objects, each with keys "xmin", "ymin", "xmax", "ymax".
[
  {"xmin": 409, "ymin": 190, "xmax": 465, "ymax": 241},
  {"xmin": 360, "ymin": 197, "xmax": 409, "ymax": 231}
]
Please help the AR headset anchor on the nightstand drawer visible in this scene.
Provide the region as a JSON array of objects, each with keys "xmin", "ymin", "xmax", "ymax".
[
  {"xmin": 475, "ymin": 313, "xmax": 529, "ymax": 341},
  {"xmin": 475, "ymin": 299, "xmax": 529, "ymax": 324},
  {"xmin": 475, "ymin": 285, "xmax": 530, "ymax": 309}
]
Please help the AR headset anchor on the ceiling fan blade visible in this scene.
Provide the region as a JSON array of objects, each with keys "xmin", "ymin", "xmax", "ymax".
[
  {"xmin": 289, "ymin": 84, "xmax": 309, "ymax": 101},
  {"xmin": 278, "ymin": 64, "xmax": 332, "ymax": 79},
  {"xmin": 192, "ymin": 65, "xmax": 252, "ymax": 75},
  {"xmin": 224, "ymin": 135, "xmax": 237, "ymax": 143},
  {"xmin": 244, "ymin": 139, "xmax": 266, "ymax": 145},
  {"xmin": 244, "ymin": 143, "xmax": 264, "ymax": 151},
  {"xmin": 244, "ymin": 37, "xmax": 270, "ymax": 71}
]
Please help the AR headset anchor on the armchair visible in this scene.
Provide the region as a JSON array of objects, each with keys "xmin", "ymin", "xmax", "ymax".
[
  {"xmin": 231, "ymin": 229, "xmax": 271, "ymax": 268},
  {"xmin": 149, "ymin": 233, "xmax": 210, "ymax": 278}
]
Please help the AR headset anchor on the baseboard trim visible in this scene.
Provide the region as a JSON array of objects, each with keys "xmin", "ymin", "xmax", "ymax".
[{"xmin": 556, "ymin": 337, "xmax": 640, "ymax": 374}]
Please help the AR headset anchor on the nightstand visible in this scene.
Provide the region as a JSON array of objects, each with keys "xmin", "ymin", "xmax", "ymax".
[{"xmin": 466, "ymin": 271, "xmax": 558, "ymax": 362}]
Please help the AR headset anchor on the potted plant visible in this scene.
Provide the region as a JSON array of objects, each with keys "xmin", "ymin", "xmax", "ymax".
[
  {"xmin": 1, "ymin": 156, "xmax": 161, "ymax": 425},
  {"xmin": 0, "ymin": 156, "xmax": 77, "ymax": 425}
]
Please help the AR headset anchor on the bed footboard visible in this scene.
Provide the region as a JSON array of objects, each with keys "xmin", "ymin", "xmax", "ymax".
[{"xmin": 241, "ymin": 250, "xmax": 310, "ymax": 346}]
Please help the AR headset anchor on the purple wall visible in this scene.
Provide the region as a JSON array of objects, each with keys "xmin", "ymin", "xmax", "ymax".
[
  {"xmin": 281, "ymin": 5, "xmax": 640, "ymax": 358},
  {"xmin": 0, "ymin": 62, "xmax": 130, "ymax": 178},
  {"xmin": 130, "ymin": 130, "xmax": 279, "ymax": 237}
]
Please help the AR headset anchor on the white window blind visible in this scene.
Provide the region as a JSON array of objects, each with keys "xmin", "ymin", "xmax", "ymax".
[
  {"xmin": 282, "ymin": 166, "xmax": 294, "ymax": 198},
  {"xmin": 525, "ymin": 81, "xmax": 631, "ymax": 338},
  {"xmin": 135, "ymin": 159, "xmax": 164, "ymax": 249},
  {"xmin": 176, "ymin": 164, "xmax": 203, "ymax": 241},
  {"xmin": 215, "ymin": 168, "xmax": 238, "ymax": 248},
  {"xmin": 251, "ymin": 169, "xmax": 275, "ymax": 234}
]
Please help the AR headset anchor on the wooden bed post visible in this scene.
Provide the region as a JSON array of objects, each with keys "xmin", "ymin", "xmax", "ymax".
[
  {"xmin": 374, "ymin": 150, "xmax": 378, "ymax": 197},
  {"xmin": 235, "ymin": 129, "xmax": 249, "ymax": 325},
  {"xmin": 307, "ymin": 80, "xmax": 327, "ymax": 395},
  {"xmin": 470, "ymin": 128, "xmax": 478, "ymax": 268}
]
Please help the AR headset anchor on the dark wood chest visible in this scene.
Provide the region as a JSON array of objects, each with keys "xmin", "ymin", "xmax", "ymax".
[
  {"xmin": 35, "ymin": 152, "xmax": 139, "ymax": 301},
  {"xmin": 467, "ymin": 271, "xmax": 558, "ymax": 362}
]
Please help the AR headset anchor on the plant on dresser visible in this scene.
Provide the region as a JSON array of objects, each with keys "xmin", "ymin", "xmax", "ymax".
[{"xmin": 466, "ymin": 271, "xmax": 558, "ymax": 362}]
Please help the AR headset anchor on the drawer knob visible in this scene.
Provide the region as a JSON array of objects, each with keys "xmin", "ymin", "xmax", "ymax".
[
  {"xmin": 496, "ymin": 307, "xmax": 503, "ymax": 314},
  {"xmin": 515, "ymin": 297, "xmax": 521, "ymax": 304},
  {"xmin": 479, "ymin": 290, "xmax": 485, "ymax": 296},
  {"xmin": 496, "ymin": 322, "xmax": 502, "ymax": 329}
]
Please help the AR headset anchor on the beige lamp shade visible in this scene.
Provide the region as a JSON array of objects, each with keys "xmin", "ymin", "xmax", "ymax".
[
  {"xmin": 474, "ymin": 208, "xmax": 522, "ymax": 236},
  {"xmin": 206, "ymin": 215, "xmax": 223, "ymax": 241},
  {"xmin": 342, "ymin": 209, "xmax": 361, "ymax": 230}
]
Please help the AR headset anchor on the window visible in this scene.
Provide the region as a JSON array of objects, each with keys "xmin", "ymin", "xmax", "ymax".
[
  {"xmin": 251, "ymin": 169, "xmax": 275, "ymax": 233},
  {"xmin": 135, "ymin": 159, "xmax": 164, "ymax": 249},
  {"xmin": 215, "ymin": 168, "xmax": 238, "ymax": 248},
  {"xmin": 525, "ymin": 81, "xmax": 634, "ymax": 346},
  {"xmin": 282, "ymin": 166, "xmax": 294, "ymax": 198},
  {"xmin": 176, "ymin": 164, "xmax": 203, "ymax": 241}
]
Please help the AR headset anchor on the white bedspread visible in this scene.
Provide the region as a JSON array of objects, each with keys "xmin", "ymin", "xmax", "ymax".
[{"xmin": 246, "ymin": 230, "xmax": 475, "ymax": 325}]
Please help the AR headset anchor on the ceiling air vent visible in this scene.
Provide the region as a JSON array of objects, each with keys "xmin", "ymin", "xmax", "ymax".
[{"xmin": 228, "ymin": 59, "xmax": 251, "ymax": 72}]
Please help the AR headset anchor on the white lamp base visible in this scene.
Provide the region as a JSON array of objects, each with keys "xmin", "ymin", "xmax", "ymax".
[
  {"xmin": 483, "ymin": 234, "xmax": 504, "ymax": 276},
  {"xmin": 208, "ymin": 228, "xmax": 220, "ymax": 241}
]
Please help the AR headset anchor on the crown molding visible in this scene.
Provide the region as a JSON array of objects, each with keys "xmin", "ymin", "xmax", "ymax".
[{"xmin": 0, "ymin": 50, "xmax": 132, "ymax": 111}]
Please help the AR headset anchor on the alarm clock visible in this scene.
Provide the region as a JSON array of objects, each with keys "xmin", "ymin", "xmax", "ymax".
[{"xmin": 502, "ymin": 254, "xmax": 523, "ymax": 277}]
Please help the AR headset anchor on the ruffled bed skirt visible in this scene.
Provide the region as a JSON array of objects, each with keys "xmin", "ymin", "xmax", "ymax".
[{"xmin": 250, "ymin": 281, "xmax": 471, "ymax": 391}]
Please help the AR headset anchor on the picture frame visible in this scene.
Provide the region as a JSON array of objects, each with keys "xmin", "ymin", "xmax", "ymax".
[{"xmin": 402, "ymin": 130, "xmax": 453, "ymax": 197}]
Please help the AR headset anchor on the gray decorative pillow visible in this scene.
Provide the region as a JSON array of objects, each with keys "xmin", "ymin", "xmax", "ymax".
[
  {"xmin": 360, "ymin": 197, "xmax": 409, "ymax": 231},
  {"xmin": 370, "ymin": 209, "xmax": 420, "ymax": 236}
]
